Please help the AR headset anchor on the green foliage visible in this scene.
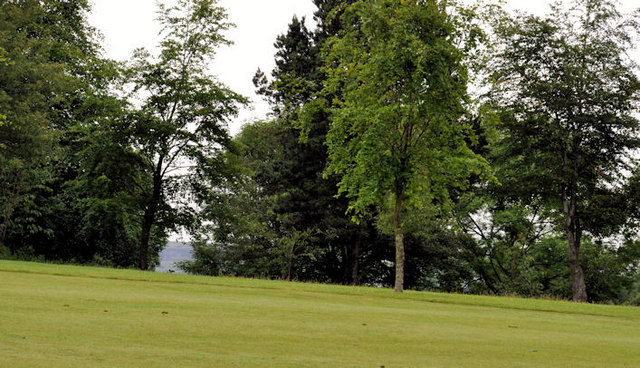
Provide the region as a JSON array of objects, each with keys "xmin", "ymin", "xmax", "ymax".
[
  {"xmin": 0, "ymin": 0, "xmax": 155, "ymax": 267},
  {"xmin": 124, "ymin": 0, "xmax": 246, "ymax": 269},
  {"xmin": 403, "ymin": 228, "xmax": 478, "ymax": 293},
  {"xmin": 323, "ymin": 0, "xmax": 488, "ymax": 217},
  {"xmin": 626, "ymin": 277, "xmax": 640, "ymax": 306},
  {"xmin": 254, "ymin": 16, "xmax": 321, "ymax": 117},
  {"xmin": 68, "ymin": 79, "xmax": 153, "ymax": 266},
  {"xmin": 177, "ymin": 237, "xmax": 223, "ymax": 276},
  {"xmin": 488, "ymin": 0, "xmax": 640, "ymax": 301},
  {"xmin": 320, "ymin": 0, "xmax": 490, "ymax": 291},
  {"xmin": 0, "ymin": 0, "xmax": 97, "ymax": 251},
  {"xmin": 187, "ymin": 5, "xmax": 393, "ymax": 285},
  {"xmin": 1, "ymin": 0, "xmax": 638, "ymax": 304},
  {"xmin": 455, "ymin": 190, "xmax": 640, "ymax": 303},
  {"xmin": 582, "ymin": 238, "xmax": 640, "ymax": 303},
  {"xmin": 184, "ymin": 120, "xmax": 393, "ymax": 283},
  {"xmin": 184, "ymin": 121, "xmax": 284, "ymax": 278}
]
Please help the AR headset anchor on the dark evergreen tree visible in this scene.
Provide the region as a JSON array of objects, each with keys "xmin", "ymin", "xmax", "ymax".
[
  {"xmin": 186, "ymin": 1, "xmax": 391, "ymax": 284},
  {"xmin": 250, "ymin": 2, "xmax": 390, "ymax": 285}
]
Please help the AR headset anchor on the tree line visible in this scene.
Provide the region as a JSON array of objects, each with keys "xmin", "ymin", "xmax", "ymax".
[{"xmin": 1, "ymin": 0, "xmax": 640, "ymax": 304}]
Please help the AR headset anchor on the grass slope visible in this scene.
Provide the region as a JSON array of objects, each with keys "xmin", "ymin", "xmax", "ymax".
[{"xmin": 1, "ymin": 260, "xmax": 638, "ymax": 367}]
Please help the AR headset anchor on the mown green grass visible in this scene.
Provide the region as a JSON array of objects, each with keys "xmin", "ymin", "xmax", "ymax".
[{"xmin": 1, "ymin": 260, "xmax": 638, "ymax": 367}]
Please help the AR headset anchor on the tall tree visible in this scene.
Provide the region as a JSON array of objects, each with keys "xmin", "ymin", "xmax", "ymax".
[
  {"xmin": 127, "ymin": 0, "xmax": 245, "ymax": 270},
  {"xmin": 0, "ymin": 0, "xmax": 97, "ymax": 251},
  {"xmin": 323, "ymin": 0, "xmax": 488, "ymax": 292},
  {"xmin": 489, "ymin": 0, "xmax": 640, "ymax": 302},
  {"xmin": 254, "ymin": 16, "xmax": 321, "ymax": 117},
  {"xmin": 69, "ymin": 85, "xmax": 147, "ymax": 267},
  {"xmin": 187, "ymin": 0, "xmax": 388, "ymax": 284},
  {"xmin": 248, "ymin": 3, "xmax": 384, "ymax": 285}
]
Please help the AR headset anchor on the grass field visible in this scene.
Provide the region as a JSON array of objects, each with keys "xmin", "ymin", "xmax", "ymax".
[{"xmin": 1, "ymin": 260, "xmax": 639, "ymax": 367}]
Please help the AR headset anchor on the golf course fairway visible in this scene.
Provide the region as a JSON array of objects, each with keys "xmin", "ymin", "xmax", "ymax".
[{"xmin": 0, "ymin": 260, "xmax": 638, "ymax": 367}]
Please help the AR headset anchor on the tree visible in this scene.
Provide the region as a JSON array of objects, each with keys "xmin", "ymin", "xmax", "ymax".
[
  {"xmin": 243, "ymin": 5, "xmax": 388, "ymax": 285},
  {"xmin": 323, "ymin": 0, "xmax": 488, "ymax": 292},
  {"xmin": 185, "ymin": 116, "xmax": 393, "ymax": 284},
  {"xmin": 70, "ymin": 87, "xmax": 148, "ymax": 267},
  {"xmin": 183, "ymin": 120, "xmax": 288, "ymax": 279},
  {"xmin": 312, "ymin": 0, "xmax": 359, "ymax": 42},
  {"xmin": 489, "ymin": 0, "xmax": 640, "ymax": 302},
  {"xmin": 186, "ymin": 4, "xmax": 394, "ymax": 284},
  {"xmin": 0, "ymin": 0, "xmax": 151, "ymax": 266},
  {"xmin": 126, "ymin": 0, "xmax": 245, "ymax": 270},
  {"xmin": 253, "ymin": 16, "xmax": 321, "ymax": 118},
  {"xmin": 0, "ymin": 0, "xmax": 97, "ymax": 251}
]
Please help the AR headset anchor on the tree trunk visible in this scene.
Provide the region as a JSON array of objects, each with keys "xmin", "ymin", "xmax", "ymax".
[
  {"xmin": 562, "ymin": 191, "xmax": 587, "ymax": 302},
  {"xmin": 139, "ymin": 167, "xmax": 162, "ymax": 271},
  {"xmin": 0, "ymin": 171, "xmax": 25, "ymax": 249},
  {"xmin": 139, "ymin": 207, "xmax": 155, "ymax": 270},
  {"xmin": 350, "ymin": 232, "xmax": 362, "ymax": 286},
  {"xmin": 0, "ymin": 216, "xmax": 9, "ymax": 250},
  {"xmin": 568, "ymin": 232, "xmax": 587, "ymax": 302},
  {"xmin": 0, "ymin": 213, "xmax": 9, "ymax": 249},
  {"xmin": 394, "ymin": 193, "xmax": 405, "ymax": 293},
  {"xmin": 342, "ymin": 243, "xmax": 349, "ymax": 284},
  {"xmin": 286, "ymin": 243, "xmax": 294, "ymax": 281}
]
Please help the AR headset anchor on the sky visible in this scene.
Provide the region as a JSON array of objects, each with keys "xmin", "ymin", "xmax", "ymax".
[
  {"xmin": 88, "ymin": 0, "xmax": 318, "ymax": 135},
  {"xmin": 87, "ymin": 0, "xmax": 639, "ymax": 135},
  {"xmin": 86, "ymin": 0, "xmax": 638, "ymax": 243}
]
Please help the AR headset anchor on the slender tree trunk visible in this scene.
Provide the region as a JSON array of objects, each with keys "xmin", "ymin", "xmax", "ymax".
[
  {"xmin": 139, "ymin": 167, "xmax": 162, "ymax": 270},
  {"xmin": 286, "ymin": 243, "xmax": 294, "ymax": 281},
  {"xmin": 343, "ymin": 231, "xmax": 362, "ymax": 285},
  {"xmin": 0, "ymin": 171, "xmax": 25, "ymax": 249},
  {"xmin": 350, "ymin": 231, "xmax": 362, "ymax": 286},
  {"xmin": 567, "ymin": 230, "xmax": 587, "ymax": 302},
  {"xmin": 562, "ymin": 191, "xmax": 587, "ymax": 302},
  {"xmin": 139, "ymin": 207, "xmax": 155, "ymax": 270},
  {"xmin": 0, "ymin": 207, "xmax": 8, "ymax": 249},
  {"xmin": 394, "ymin": 192, "xmax": 405, "ymax": 293},
  {"xmin": 342, "ymin": 243, "xmax": 349, "ymax": 283},
  {"xmin": 0, "ymin": 213, "xmax": 9, "ymax": 249}
]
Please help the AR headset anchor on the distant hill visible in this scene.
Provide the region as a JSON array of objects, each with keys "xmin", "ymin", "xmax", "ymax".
[{"xmin": 156, "ymin": 241, "xmax": 192, "ymax": 273}]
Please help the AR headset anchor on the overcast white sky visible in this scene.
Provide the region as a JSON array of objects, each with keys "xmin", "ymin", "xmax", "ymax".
[{"xmin": 88, "ymin": 0, "xmax": 639, "ymax": 135}]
